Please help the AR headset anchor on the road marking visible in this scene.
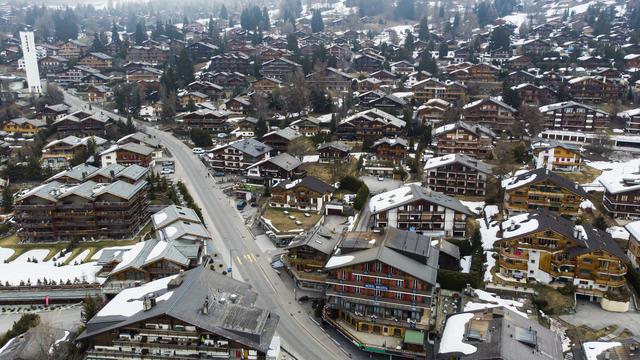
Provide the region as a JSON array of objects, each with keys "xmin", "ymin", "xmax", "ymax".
[
  {"xmin": 249, "ymin": 254, "xmax": 258, "ymax": 263},
  {"xmin": 235, "ymin": 256, "xmax": 243, "ymax": 265}
]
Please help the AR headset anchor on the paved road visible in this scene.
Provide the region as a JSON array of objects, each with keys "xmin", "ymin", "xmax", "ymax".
[{"xmin": 60, "ymin": 90, "xmax": 394, "ymax": 360}]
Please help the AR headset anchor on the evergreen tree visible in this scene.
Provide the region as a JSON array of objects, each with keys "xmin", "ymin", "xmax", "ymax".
[
  {"xmin": 255, "ymin": 118, "xmax": 268, "ymax": 137},
  {"xmin": 438, "ymin": 42, "xmax": 448, "ymax": 58},
  {"xmin": 502, "ymin": 82, "xmax": 521, "ymax": 110},
  {"xmin": 262, "ymin": 7, "xmax": 271, "ymax": 31},
  {"xmin": 489, "ymin": 26, "xmax": 510, "ymax": 51},
  {"xmin": 404, "ymin": 31, "xmax": 414, "ymax": 52},
  {"xmin": 2, "ymin": 186, "xmax": 12, "ymax": 213},
  {"xmin": 134, "ymin": 20, "xmax": 147, "ymax": 45},
  {"xmin": 208, "ymin": 16, "xmax": 215, "ymax": 36},
  {"xmin": 81, "ymin": 296, "xmax": 101, "ymax": 324},
  {"xmin": 91, "ymin": 32, "xmax": 106, "ymax": 52},
  {"xmin": 418, "ymin": 50, "xmax": 438, "ymax": 75},
  {"xmin": 418, "ymin": 16, "xmax": 429, "ymax": 41},
  {"xmin": 176, "ymin": 49, "xmax": 195, "ymax": 87},
  {"xmin": 311, "ymin": 9, "xmax": 324, "ymax": 33},
  {"xmin": 286, "ymin": 33, "xmax": 299, "ymax": 53},
  {"xmin": 111, "ymin": 22, "xmax": 121, "ymax": 49},
  {"xmin": 220, "ymin": 4, "xmax": 228, "ymax": 19}
]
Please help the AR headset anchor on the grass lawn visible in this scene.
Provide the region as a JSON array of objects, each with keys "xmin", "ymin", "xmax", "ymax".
[
  {"xmin": 261, "ymin": 207, "xmax": 322, "ymax": 234},
  {"xmin": 534, "ymin": 285, "xmax": 575, "ymax": 315},
  {"xmin": 566, "ymin": 324, "xmax": 618, "ymax": 342},
  {"xmin": 0, "ymin": 221, "xmax": 153, "ymax": 263},
  {"xmin": 558, "ymin": 164, "xmax": 602, "ymax": 185},
  {"xmin": 301, "ymin": 159, "xmax": 358, "ymax": 184}
]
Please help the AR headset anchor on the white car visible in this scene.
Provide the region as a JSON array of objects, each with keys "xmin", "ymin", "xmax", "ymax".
[
  {"xmin": 160, "ymin": 168, "xmax": 175, "ymax": 175},
  {"xmin": 192, "ymin": 147, "xmax": 205, "ymax": 154},
  {"xmin": 377, "ymin": 176, "xmax": 385, "ymax": 181}
]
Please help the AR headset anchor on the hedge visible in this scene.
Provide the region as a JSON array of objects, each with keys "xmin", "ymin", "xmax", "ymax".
[{"xmin": 340, "ymin": 176, "xmax": 364, "ymax": 192}]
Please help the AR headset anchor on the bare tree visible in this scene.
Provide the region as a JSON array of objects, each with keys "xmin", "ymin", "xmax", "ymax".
[{"xmin": 287, "ymin": 136, "xmax": 316, "ymax": 160}]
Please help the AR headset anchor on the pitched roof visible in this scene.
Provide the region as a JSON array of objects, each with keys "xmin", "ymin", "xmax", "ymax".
[
  {"xmin": 369, "ymin": 184, "xmax": 472, "ymax": 215},
  {"xmin": 326, "ymin": 228, "xmax": 440, "ymax": 285},
  {"xmin": 424, "ymin": 154, "xmax": 492, "ymax": 174},
  {"xmin": 274, "ymin": 176, "xmax": 335, "ymax": 193},
  {"xmin": 286, "ymin": 225, "xmax": 340, "ymax": 255},
  {"xmin": 77, "ymin": 265, "xmax": 279, "ymax": 353},
  {"xmin": 433, "ymin": 121, "xmax": 497, "ymax": 138},
  {"xmin": 501, "ymin": 168, "xmax": 588, "ymax": 197},
  {"xmin": 317, "ymin": 141, "xmax": 352, "ymax": 153}
]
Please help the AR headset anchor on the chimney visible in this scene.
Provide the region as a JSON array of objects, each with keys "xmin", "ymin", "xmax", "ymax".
[{"xmin": 203, "ymin": 296, "xmax": 209, "ymax": 315}]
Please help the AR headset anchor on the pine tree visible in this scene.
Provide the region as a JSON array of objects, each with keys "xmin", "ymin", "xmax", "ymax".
[
  {"xmin": 134, "ymin": 20, "xmax": 147, "ymax": 45},
  {"xmin": 220, "ymin": 4, "xmax": 228, "ymax": 19},
  {"xmin": 418, "ymin": 16, "xmax": 429, "ymax": 41},
  {"xmin": 311, "ymin": 9, "xmax": 324, "ymax": 33},
  {"xmin": 92, "ymin": 32, "xmax": 106, "ymax": 52},
  {"xmin": 111, "ymin": 22, "xmax": 121, "ymax": 49},
  {"xmin": 2, "ymin": 186, "xmax": 13, "ymax": 213},
  {"xmin": 176, "ymin": 49, "xmax": 195, "ymax": 87},
  {"xmin": 262, "ymin": 7, "xmax": 271, "ymax": 31},
  {"xmin": 404, "ymin": 31, "xmax": 414, "ymax": 52}
]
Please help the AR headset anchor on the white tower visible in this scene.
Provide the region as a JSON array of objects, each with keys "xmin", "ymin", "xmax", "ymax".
[{"xmin": 19, "ymin": 31, "xmax": 42, "ymax": 94}]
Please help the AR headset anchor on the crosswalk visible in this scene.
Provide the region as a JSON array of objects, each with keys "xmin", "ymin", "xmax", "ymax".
[{"xmin": 235, "ymin": 253, "xmax": 258, "ymax": 265}]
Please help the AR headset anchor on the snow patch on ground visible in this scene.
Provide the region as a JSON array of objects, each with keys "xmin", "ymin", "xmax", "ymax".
[
  {"xmin": 460, "ymin": 255, "xmax": 472, "ymax": 273},
  {"xmin": 465, "ymin": 289, "xmax": 527, "ymax": 318}
]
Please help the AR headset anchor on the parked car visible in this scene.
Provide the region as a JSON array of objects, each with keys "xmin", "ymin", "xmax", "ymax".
[
  {"xmin": 236, "ymin": 200, "xmax": 247, "ymax": 210},
  {"xmin": 160, "ymin": 168, "xmax": 175, "ymax": 175},
  {"xmin": 377, "ymin": 176, "xmax": 384, "ymax": 181},
  {"xmin": 192, "ymin": 147, "xmax": 205, "ymax": 154},
  {"xmin": 213, "ymin": 172, "xmax": 225, "ymax": 177}
]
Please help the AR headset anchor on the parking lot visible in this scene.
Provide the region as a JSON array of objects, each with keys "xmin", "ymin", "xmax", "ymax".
[{"xmin": 361, "ymin": 175, "xmax": 404, "ymax": 195}]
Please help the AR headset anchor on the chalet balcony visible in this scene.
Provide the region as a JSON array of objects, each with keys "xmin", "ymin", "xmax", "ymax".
[
  {"xmin": 111, "ymin": 339, "xmax": 229, "ymax": 353},
  {"xmin": 498, "ymin": 258, "xmax": 528, "ymax": 271},
  {"xmin": 346, "ymin": 310, "xmax": 430, "ymax": 331},
  {"xmin": 326, "ymin": 289, "xmax": 431, "ymax": 312},
  {"xmin": 326, "ymin": 278, "xmax": 433, "ymax": 297}
]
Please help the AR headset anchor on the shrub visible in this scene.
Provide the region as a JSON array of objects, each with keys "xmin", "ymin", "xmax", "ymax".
[
  {"xmin": 353, "ymin": 184, "xmax": 370, "ymax": 211},
  {"xmin": 339, "ymin": 176, "xmax": 364, "ymax": 192}
]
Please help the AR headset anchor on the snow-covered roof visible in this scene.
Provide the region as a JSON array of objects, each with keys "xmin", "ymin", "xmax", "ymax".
[
  {"xmin": 583, "ymin": 342, "xmax": 621, "ymax": 360},
  {"xmin": 424, "ymin": 153, "xmax": 491, "ymax": 173},
  {"xmin": 599, "ymin": 174, "xmax": 640, "ymax": 194},
  {"xmin": 369, "ymin": 184, "xmax": 471, "ymax": 215},
  {"xmin": 438, "ymin": 313, "xmax": 477, "ymax": 355}
]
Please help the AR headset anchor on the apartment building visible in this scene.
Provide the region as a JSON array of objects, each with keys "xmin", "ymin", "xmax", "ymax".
[
  {"xmin": 323, "ymin": 227, "xmax": 440, "ymax": 358},
  {"xmin": 78, "ymin": 52, "xmax": 113, "ymax": 69},
  {"xmin": 336, "ymin": 109, "xmax": 406, "ymax": 140},
  {"xmin": 625, "ymin": 221, "xmax": 640, "ymax": 268},
  {"xmin": 502, "ymin": 168, "xmax": 588, "ymax": 217},
  {"xmin": 209, "ymin": 52, "xmax": 251, "ymax": 74},
  {"xmin": 568, "ymin": 76, "xmax": 625, "ymax": 103},
  {"xmin": 512, "ymin": 83, "xmax": 557, "ymax": 106},
  {"xmin": 433, "ymin": 121, "xmax": 496, "ymax": 159},
  {"xmin": 531, "ymin": 139, "xmax": 583, "ymax": 172},
  {"xmin": 2, "ymin": 117, "xmax": 46, "ymax": 135},
  {"xmin": 494, "ymin": 210, "xmax": 627, "ymax": 299},
  {"xmin": 41, "ymin": 135, "xmax": 107, "ymax": 169},
  {"xmin": 438, "ymin": 306, "xmax": 563, "ymax": 359},
  {"xmin": 619, "ymin": 108, "xmax": 640, "ymax": 134},
  {"xmin": 179, "ymin": 109, "xmax": 229, "ymax": 132},
  {"xmin": 246, "ymin": 152, "xmax": 305, "ymax": 185},
  {"xmin": 318, "ymin": 142, "xmax": 352, "ymax": 164},
  {"xmin": 206, "ymin": 138, "xmax": 272, "ymax": 173},
  {"xmin": 416, "ymin": 99, "xmax": 451, "ymax": 126},
  {"xmin": 100, "ymin": 143, "xmax": 155, "ymax": 167},
  {"xmin": 270, "ymin": 176, "xmax": 335, "ymax": 211},
  {"xmin": 53, "ymin": 110, "xmax": 112, "ymax": 138},
  {"xmin": 462, "ymin": 98, "xmax": 517, "ymax": 131},
  {"xmin": 16, "ymin": 179, "xmax": 148, "ymax": 243},
  {"xmin": 370, "ymin": 137, "xmax": 409, "ymax": 164},
  {"xmin": 539, "ymin": 101, "xmax": 610, "ymax": 133},
  {"xmin": 412, "ymin": 78, "xmax": 467, "ymax": 104},
  {"xmin": 127, "ymin": 45, "xmax": 169, "ymax": 65},
  {"xmin": 259, "ymin": 57, "xmax": 303, "ymax": 81},
  {"xmin": 77, "ymin": 266, "xmax": 279, "ymax": 360},
  {"xmin": 368, "ymin": 184, "xmax": 472, "ymax": 238},
  {"xmin": 306, "ymin": 67, "xmax": 354, "ymax": 93},
  {"xmin": 261, "ymin": 127, "xmax": 302, "ymax": 154},
  {"xmin": 424, "ymin": 154, "xmax": 492, "ymax": 197},
  {"xmin": 283, "ymin": 225, "xmax": 340, "ymax": 292},
  {"xmin": 599, "ymin": 174, "xmax": 640, "ymax": 220}
]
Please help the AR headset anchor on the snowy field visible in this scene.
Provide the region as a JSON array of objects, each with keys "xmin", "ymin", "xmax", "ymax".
[{"xmin": 0, "ymin": 244, "xmax": 136, "ymax": 286}]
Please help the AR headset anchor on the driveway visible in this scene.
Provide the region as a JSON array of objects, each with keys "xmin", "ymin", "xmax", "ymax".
[
  {"xmin": 361, "ymin": 176, "xmax": 404, "ymax": 195},
  {"xmin": 560, "ymin": 302, "xmax": 640, "ymax": 336}
]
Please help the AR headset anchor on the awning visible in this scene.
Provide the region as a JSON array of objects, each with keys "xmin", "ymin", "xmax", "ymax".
[{"xmin": 404, "ymin": 330, "xmax": 425, "ymax": 345}]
